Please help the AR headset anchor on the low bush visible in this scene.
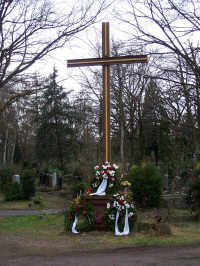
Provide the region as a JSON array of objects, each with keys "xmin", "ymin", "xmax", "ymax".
[
  {"xmin": 128, "ymin": 162, "xmax": 163, "ymax": 208},
  {"xmin": 3, "ymin": 182, "xmax": 23, "ymax": 201},
  {"xmin": 185, "ymin": 178, "xmax": 200, "ymax": 215},
  {"xmin": 21, "ymin": 169, "xmax": 36, "ymax": 200},
  {"xmin": 33, "ymin": 195, "xmax": 43, "ymax": 205},
  {"xmin": 3, "ymin": 168, "xmax": 36, "ymax": 201},
  {"xmin": 0, "ymin": 164, "xmax": 17, "ymax": 192}
]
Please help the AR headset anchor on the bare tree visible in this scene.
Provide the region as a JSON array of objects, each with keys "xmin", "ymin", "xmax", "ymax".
[
  {"xmin": 0, "ymin": 0, "xmax": 110, "ymax": 113},
  {"xmin": 119, "ymin": 1, "xmax": 199, "ymax": 63}
]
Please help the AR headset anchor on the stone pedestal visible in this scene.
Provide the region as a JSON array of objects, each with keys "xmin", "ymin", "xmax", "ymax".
[{"xmin": 86, "ymin": 195, "xmax": 112, "ymax": 230}]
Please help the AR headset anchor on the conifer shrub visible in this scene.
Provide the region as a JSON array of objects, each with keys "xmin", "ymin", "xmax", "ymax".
[
  {"xmin": 185, "ymin": 178, "xmax": 200, "ymax": 215},
  {"xmin": 0, "ymin": 164, "xmax": 16, "ymax": 192},
  {"xmin": 4, "ymin": 182, "xmax": 23, "ymax": 201},
  {"xmin": 128, "ymin": 162, "xmax": 163, "ymax": 208},
  {"xmin": 21, "ymin": 169, "xmax": 36, "ymax": 200}
]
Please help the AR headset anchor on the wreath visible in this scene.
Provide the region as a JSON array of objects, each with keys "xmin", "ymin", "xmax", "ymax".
[
  {"xmin": 88, "ymin": 161, "xmax": 120, "ymax": 195},
  {"xmin": 64, "ymin": 195, "xmax": 95, "ymax": 233},
  {"xmin": 104, "ymin": 192, "xmax": 137, "ymax": 232}
]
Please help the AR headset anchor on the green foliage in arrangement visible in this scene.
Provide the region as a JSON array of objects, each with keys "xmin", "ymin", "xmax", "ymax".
[
  {"xmin": 185, "ymin": 178, "xmax": 200, "ymax": 214},
  {"xmin": 128, "ymin": 162, "xmax": 163, "ymax": 208},
  {"xmin": 71, "ymin": 182, "xmax": 85, "ymax": 198},
  {"xmin": 64, "ymin": 195, "xmax": 95, "ymax": 232}
]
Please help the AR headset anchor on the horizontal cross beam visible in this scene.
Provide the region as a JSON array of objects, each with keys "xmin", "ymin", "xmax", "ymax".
[{"xmin": 67, "ymin": 55, "xmax": 147, "ymax": 68}]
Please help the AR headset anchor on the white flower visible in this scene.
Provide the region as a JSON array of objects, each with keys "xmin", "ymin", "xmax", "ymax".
[
  {"xmin": 109, "ymin": 214, "xmax": 115, "ymax": 220},
  {"xmin": 109, "ymin": 170, "xmax": 115, "ymax": 176},
  {"xmin": 113, "ymin": 201, "xmax": 117, "ymax": 207},
  {"xmin": 131, "ymin": 204, "xmax": 135, "ymax": 209},
  {"xmin": 107, "ymin": 202, "xmax": 110, "ymax": 209},
  {"xmin": 113, "ymin": 163, "xmax": 119, "ymax": 169},
  {"xmin": 109, "ymin": 183, "xmax": 113, "ymax": 188},
  {"xmin": 116, "ymin": 205, "xmax": 121, "ymax": 211},
  {"xmin": 125, "ymin": 203, "xmax": 130, "ymax": 208},
  {"xmin": 122, "ymin": 206, "xmax": 125, "ymax": 210},
  {"xmin": 128, "ymin": 212, "xmax": 134, "ymax": 217},
  {"xmin": 96, "ymin": 171, "xmax": 100, "ymax": 175},
  {"xmin": 103, "ymin": 164, "xmax": 107, "ymax": 170},
  {"xmin": 94, "ymin": 165, "xmax": 99, "ymax": 170},
  {"xmin": 103, "ymin": 174, "xmax": 108, "ymax": 179}
]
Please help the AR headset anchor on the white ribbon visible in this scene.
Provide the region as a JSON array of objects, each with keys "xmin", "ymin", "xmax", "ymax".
[
  {"xmin": 114, "ymin": 207, "xmax": 130, "ymax": 236},
  {"xmin": 90, "ymin": 178, "xmax": 108, "ymax": 196},
  {"xmin": 123, "ymin": 207, "xmax": 130, "ymax": 235},
  {"xmin": 72, "ymin": 216, "xmax": 79, "ymax": 234}
]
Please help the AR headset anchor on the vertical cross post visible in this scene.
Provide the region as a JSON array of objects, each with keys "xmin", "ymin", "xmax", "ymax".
[{"xmin": 102, "ymin": 22, "xmax": 111, "ymax": 162}]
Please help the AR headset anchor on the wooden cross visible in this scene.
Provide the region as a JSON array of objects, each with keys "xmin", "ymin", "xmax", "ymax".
[{"xmin": 67, "ymin": 22, "xmax": 147, "ymax": 162}]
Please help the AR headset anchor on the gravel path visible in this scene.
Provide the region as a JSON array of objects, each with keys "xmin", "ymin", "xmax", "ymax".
[{"xmin": 1, "ymin": 245, "xmax": 200, "ymax": 266}]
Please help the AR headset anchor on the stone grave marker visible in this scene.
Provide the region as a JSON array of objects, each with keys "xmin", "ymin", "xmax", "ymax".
[
  {"xmin": 52, "ymin": 172, "xmax": 57, "ymax": 188},
  {"xmin": 12, "ymin": 174, "xmax": 20, "ymax": 184},
  {"xmin": 163, "ymin": 174, "xmax": 168, "ymax": 190}
]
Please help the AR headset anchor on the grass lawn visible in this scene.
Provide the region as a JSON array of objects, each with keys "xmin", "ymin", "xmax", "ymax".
[
  {"xmin": 0, "ymin": 212, "xmax": 200, "ymax": 253},
  {"xmin": 0, "ymin": 191, "xmax": 67, "ymax": 210},
  {"xmin": 0, "ymin": 191, "xmax": 199, "ymax": 253}
]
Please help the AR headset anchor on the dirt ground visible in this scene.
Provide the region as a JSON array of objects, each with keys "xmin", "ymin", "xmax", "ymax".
[{"xmin": 0, "ymin": 235, "xmax": 200, "ymax": 266}]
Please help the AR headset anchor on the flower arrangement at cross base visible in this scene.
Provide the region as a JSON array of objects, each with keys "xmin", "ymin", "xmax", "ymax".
[
  {"xmin": 64, "ymin": 195, "xmax": 95, "ymax": 233},
  {"xmin": 104, "ymin": 191, "xmax": 137, "ymax": 234},
  {"xmin": 88, "ymin": 161, "xmax": 120, "ymax": 195}
]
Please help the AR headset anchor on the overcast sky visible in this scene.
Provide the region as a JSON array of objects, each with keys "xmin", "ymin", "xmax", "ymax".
[{"xmin": 31, "ymin": 0, "xmax": 130, "ymax": 93}]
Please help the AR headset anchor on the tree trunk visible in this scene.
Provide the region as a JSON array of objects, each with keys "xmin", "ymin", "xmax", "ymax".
[
  {"xmin": 2, "ymin": 128, "xmax": 8, "ymax": 164},
  {"xmin": 10, "ymin": 133, "xmax": 17, "ymax": 164}
]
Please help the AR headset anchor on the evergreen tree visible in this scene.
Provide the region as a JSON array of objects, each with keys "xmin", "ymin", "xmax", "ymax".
[
  {"xmin": 142, "ymin": 79, "xmax": 171, "ymax": 164},
  {"xmin": 34, "ymin": 68, "xmax": 77, "ymax": 169}
]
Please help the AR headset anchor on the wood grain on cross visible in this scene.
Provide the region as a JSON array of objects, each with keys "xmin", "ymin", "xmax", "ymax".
[{"xmin": 67, "ymin": 22, "xmax": 147, "ymax": 162}]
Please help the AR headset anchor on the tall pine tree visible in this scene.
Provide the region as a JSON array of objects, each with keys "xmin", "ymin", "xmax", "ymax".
[{"xmin": 34, "ymin": 68, "xmax": 77, "ymax": 169}]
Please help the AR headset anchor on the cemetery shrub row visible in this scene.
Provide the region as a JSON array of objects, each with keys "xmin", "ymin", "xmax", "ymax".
[
  {"xmin": 128, "ymin": 162, "xmax": 163, "ymax": 208},
  {"xmin": 0, "ymin": 164, "xmax": 18, "ymax": 192},
  {"xmin": 0, "ymin": 166, "xmax": 36, "ymax": 201},
  {"xmin": 185, "ymin": 178, "xmax": 200, "ymax": 216}
]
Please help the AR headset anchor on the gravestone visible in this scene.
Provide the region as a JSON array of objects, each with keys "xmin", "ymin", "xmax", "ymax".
[
  {"xmin": 163, "ymin": 174, "xmax": 168, "ymax": 190},
  {"xmin": 39, "ymin": 172, "xmax": 50, "ymax": 186},
  {"xmin": 49, "ymin": 172, "xmax": 57, "ymax": 188},
  {"xmin": 52, "ymin": 172, "xmax": 57, "ymax": 188},
  {"xmin": 12, "ymin": 174, "xmax": 20, "ymax": 184}
]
